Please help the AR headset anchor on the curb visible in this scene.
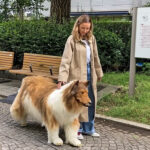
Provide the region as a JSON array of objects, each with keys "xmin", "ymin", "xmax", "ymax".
[{"xmin": 95, "ymin": 114, "xmax": 150, "ymax": 131}]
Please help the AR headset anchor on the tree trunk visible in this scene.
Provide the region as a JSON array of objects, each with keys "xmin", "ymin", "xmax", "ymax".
[
  {"xmin": 35, "ymin": 0, "xmax": 39, "ymax": 19},
  {"xmin": 19, "ymin": 8, "xmax": 24, "ymax": 21},
  {"xmin": 50, "ymin": 0, "xmax": 71, "ymax": 23},
  {"xmin": 16, "ymin": 0, "xmax": 24, "ymax": 21}
]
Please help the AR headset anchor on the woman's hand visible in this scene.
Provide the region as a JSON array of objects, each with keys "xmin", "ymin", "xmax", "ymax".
[
  {"xmin": 57, "ymin": 81, "xmax": 66, "ymax": 89},
  {"xmin": 98, "ymin": 77, "xmax": 102, "ymax": 81},
  {"xmin": 57, "ymin": 81, "xmax": 62, "ymax": 89}
]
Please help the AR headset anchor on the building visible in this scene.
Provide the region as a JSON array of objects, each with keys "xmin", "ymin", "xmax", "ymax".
[{"xmin": 40, "ymin": 0, "xmax": 150, "ymax": 17}]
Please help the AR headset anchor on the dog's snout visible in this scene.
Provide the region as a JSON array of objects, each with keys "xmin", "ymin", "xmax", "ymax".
[{"xmin": 87, "ymin": 101, "xmax": 92, "ymax": 106}]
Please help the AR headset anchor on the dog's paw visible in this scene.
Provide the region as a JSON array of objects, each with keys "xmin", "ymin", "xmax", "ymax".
[
  {"xmin": 48, "ymin": 139, "xmax": 51, "ymax": 144},
  {"xmin": 41, "ymin": 122, "xmax": 45, "ymax": 127},
  {"xmin": 52, "ymin": 138, "xmax": 63, "ymax": 146},
  {"xmin": 69, "ymin": 138, "xmax": 82, "ymax": 147}
]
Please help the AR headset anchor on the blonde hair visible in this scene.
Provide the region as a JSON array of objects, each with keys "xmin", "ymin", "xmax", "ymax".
[{"xmin": 72, "ymin": 15, "xmax": 93, "ymax": 41}]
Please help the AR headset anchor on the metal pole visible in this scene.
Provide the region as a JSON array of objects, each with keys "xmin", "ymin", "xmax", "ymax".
[{"xmin": 129, "ymin": 7, "xmax": 137, "ymax": 96}]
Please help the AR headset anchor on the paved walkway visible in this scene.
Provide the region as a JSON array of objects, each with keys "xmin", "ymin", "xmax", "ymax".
[{"xmin": 1, "ymin": 79, "xmax": 150, "ymax": 150}]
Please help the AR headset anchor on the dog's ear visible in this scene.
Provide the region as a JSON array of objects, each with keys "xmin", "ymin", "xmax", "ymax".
[
  {"xmin": 70, "ymin": 80, "xmax": 79, "ymax": 96},
  {"xmin": 75, "ymin": 80, "xmax": 79, "ymax": 86},
  {"xmin": 83, "ymin": 81, "xmax": 89, "ymax": 87}
]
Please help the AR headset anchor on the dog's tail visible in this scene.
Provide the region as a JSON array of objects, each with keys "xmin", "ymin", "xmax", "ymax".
[{"xmin": 10, "ymin": 78, "xmax": 27, "ymax": 123}]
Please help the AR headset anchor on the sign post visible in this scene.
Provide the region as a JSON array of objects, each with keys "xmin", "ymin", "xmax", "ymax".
[
  {"xmin": 129, "ymin": 8, "xmax": 137, "ymax": 96},
  {"xmin": 129, "ymin": 7, "xmax": 150, "ymax": 96}
]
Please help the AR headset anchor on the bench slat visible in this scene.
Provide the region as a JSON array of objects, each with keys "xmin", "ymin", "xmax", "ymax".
[
  {"xmin": 20, "ymin": 68, "xmax": 59, "ymax": 74},
  {"xmin": 23, "ymin": 58, "xmax": 61, "ymax": 63},
  {"xmin": 0, "ymin": 66, "xmax": 13, "ymax": 70},
  {"xmin": 23, "ymin": 61, "xmax": 61, "ymax": 66},
  {"xmin": 9, "ymin": 69, "xmax": 58, "ymax": 80},
  {"xmin": 22, "ymin": 65, "xmax": 59, "ymax": 72}
]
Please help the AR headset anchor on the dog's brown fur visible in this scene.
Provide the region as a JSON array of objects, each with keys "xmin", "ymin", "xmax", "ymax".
[{"xmin": 10, "ymin": 76, "xmax": 91, "ymax": 146}]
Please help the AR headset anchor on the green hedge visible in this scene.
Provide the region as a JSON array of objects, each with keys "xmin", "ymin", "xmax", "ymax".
[
  {"xmin": 0, "ymin": 20, "xmax": 131, "ymax": 71},
  {"xmin": 0, "ymin": 20, "xmax": 72, "ymax": 68},
  {"xmin": 94, "ymin": 22, "xmax": 132, "ymax": 70},
  {"xmin": 95, "ymin": 30, "xmax": 125, "ymax": 71}
]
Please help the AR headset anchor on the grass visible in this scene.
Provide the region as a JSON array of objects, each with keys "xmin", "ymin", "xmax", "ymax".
[{"xmin": 96, "ymin": 72, "xmax": 150, "ymax": 125}]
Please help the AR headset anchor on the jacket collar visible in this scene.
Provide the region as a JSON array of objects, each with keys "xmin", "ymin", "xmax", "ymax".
[{"xmin": 76, "ymin": 36, "xmax": 93, "ymax": 44}]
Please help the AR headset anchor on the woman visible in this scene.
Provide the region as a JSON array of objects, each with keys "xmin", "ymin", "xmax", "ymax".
[{"xmin": 57, "ymin": 15, "xmax": 103, "ymax": 139}]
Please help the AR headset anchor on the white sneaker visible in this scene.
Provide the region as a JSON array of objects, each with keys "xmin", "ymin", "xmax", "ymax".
[
  {"xmin": 90, "ymin": 132, "xmax": 100, "ymax": 137},
  {"xmin": 77, "ymin": 133, "xmax": 84, "ymax": 140}
]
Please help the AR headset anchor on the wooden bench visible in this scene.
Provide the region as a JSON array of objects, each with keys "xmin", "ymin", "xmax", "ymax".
[
  {"xmin": 0, "ymin": 51, "xmax": 14, "ymax": 70},
  {"xmin": 9, "ymin": 53, "xmax": 62, "ymax": 80}
]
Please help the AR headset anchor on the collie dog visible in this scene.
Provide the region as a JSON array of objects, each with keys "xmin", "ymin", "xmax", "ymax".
[{"xmin": 10, "ymin": 76, "xmax": 91, "ymax": 147}]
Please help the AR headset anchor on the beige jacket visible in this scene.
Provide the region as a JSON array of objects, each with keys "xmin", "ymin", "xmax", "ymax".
[{"xmin": 58, "ymin": 35, "xmax": 103, "ymax": 122}]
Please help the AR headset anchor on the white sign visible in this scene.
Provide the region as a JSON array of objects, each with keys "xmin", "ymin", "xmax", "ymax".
[{"xmin": 135, "ymin": 7, "xmax": 150, "ymax": 58}]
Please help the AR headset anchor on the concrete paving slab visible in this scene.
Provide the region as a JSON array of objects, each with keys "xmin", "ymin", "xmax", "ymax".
[
  {"xmin": 97, "ymin": 83, "xmax": 122, "ymax": 100},
  {"xmin": 0, "ymin": 78, "xmax": 11, "ymax": 83},
  {"xmin": 1, "ymin": 79, "xmax": 21, "ymax": 87},
  {"xmin": 0, "ymin": 84, "xmax": 18, "ymax": 97}
]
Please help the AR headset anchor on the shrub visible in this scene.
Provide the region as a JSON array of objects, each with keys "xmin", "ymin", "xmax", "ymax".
[
  {"xmin": 95, "ymin": 22, "xmax": 132, "ymax": 70},
  {"xmin": 0, "ymin": 20, "xmax": 130, "ymax": 71},
  {"xmin": 0, "ymin": 20, "xmax": 72, "ymax": 67},
  {"xmin": 94, "ymin": 29, "xmax": 125, "ymax": 71},
  {"xmin": 142, "ymin": 62, "xmax": 150, "ymax": 75}
]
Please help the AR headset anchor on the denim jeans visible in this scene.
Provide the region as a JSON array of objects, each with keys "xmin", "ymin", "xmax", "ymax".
[{"xmin": 79, "ymin": 63, "xmax": 95, "ymax": 134}]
